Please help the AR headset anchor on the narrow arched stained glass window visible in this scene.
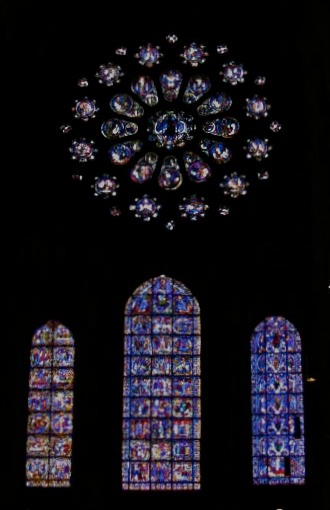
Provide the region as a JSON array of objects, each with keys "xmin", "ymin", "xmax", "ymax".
[
  {"xmin": 26, "ymin": 320, "xmax": 75, "ymax": 487},
  {"xmin": 251, "ymin": 316, "xmax": 305, "ymax": 485},
  {"xmin": 122, "ymin": 275, "xmax": 201, "ymax": 490}
]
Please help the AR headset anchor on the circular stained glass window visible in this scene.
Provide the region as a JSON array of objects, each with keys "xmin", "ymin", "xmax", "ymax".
[{"xmin": 61, "ymin": 35, "xmax": 282, "ymax": 229}]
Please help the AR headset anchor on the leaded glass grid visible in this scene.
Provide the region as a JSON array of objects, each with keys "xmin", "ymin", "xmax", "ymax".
[
  {"xmin": 122, "ymin": 275, "xmax": 201, "ymax": 490},
  {"xmin": 26, "ymin": 320, "xmax": 75, "ymax": 487},
  {"xmin": 251, "ymin": 316, "xmax": 305, "ymax": 485}
]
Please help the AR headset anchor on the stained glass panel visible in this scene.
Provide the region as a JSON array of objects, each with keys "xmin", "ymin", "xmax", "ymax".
[
  {"xmin": 250, "ymin": 316, "xmax": 305, "ymax": 485},
  {"xmin": 26, "ymin": 321, "xmax": 75, "ymax": 487},
  {"xmin": 122, "ymin": 275, "xmax": 201, "ymax": 490},
  {"xmin": 61, "ymin": 35, "xmax": 283, "ymax": 229}
]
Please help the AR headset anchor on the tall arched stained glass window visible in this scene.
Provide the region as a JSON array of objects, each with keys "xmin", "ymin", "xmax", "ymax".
[
  {"xmin": 122, "ymin": 275, "xmax": 201, "ymax": 490},
  {"xmin": 251, "ymin": 316, "xmax": 305, "ymax": 485},
  {"xmin": 26, "ymin": 320, "xmax": 75, "ymax": 487}
]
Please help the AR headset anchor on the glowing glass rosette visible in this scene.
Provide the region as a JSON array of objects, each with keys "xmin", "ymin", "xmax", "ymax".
[
  {"xmin": 220, "ymin": 172, "xmax": 249, "ymax": 198},
  {"xmin": 148, "ymin": 111, "xmax": 195, "ymax": 149},
  {"xmin": 179, "ymin": 195, "xmax": 209, "ymax": 220},
  {"xmin": 245, "ymin": 95, "xmax": 270, "ymax": 119},
  {"xmin": 180, "ymin": 42, "xmax": 208, "ymax": 66},
  {"xmin": 69, "ymin": 138, "xmax": 97, "ymax": 162},
  {"xmin": 92, "ymin": 175, "xmax": 119, "ymax": 197},
  {"xmin": 62, "ymin": 34, "xmax": 282, "ymax": 226},
  {"xmin": 95, "ymin": 63, "xmax": 124, "ymax": 86},
  {"xmin": 129, "ymin": 195, "xmax": 161, "ymax": 221},
  {"xmin": 220, "ymin": 61, "xmax": 247, "ymax": 85},
  {"xmin": 73, "ymin": 97, "xmax": 98, "ymax": 121},
  {"xmin": 244, "ymin": 138, "xmax": 272, "ymax": 161},
  {"xmin": 135, "ymin": 44, "xmax": 163, "ymax": 67}
]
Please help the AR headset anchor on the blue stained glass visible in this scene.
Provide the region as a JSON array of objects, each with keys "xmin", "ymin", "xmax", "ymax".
[
  {"xmin": 152, "ymin": 293, "xmax": 172, "ymax": 314},
  {"xmin": 130, "ymin": 295, "xmax": 151, "ymax": 314},
  {"xmin": 131, "ymin": 316, "xmax": 152, "ymax": 334},
  {"xmin": 51, "ymin": 391, "xmax": 74, "ymax": 412},
  {"xmin": 29, "ymin": 369, "xmax": 51, "ymax": 389},
  {"xmin": 135, "ymin": 44, "xmax": 163, "ymax": 67},
  {"xmin": 183, "ymin": 152, "xmax": 211, "ymax": 183},
  {"xmin": 220, "ymin": 62, "xmax": 246, "ymax": 85},
  {"xmin": 28, "ymin": 414, "xmax": 50, "ymax": 434},
  {"xmin": 130, "ymin": 398, "xmax": 151, "ymax": 417},
  {"xmin": 110, "ymin": 94, "xmax": 144, "ymax": 117},
  {"xmin": 250, "ymin": 316, "xmax": 305, "ymax": 485},
  {"xmin": 200, "ymin": 139, "xmax": 232, "ymax": 164},
  {"xmin": 27, "ymin": 436, "xmax": 49, "ymax": 457},
  {"xmin": 152, "ymin": 441, "xmax": 171, "ymax": 460},
  {"xmin": 26, "ymin": 321, "xmax": 75, "ymax": 487},
  {"xmin": 180, "ymin": 43, "xmax": 208, "ymax": 66},
  {"xmin": 30, "ymin": 347, "xmax": 52, "ymax": 367},
  {"xmin": 246, "ymin": 94, "xmax": 270, "ymax": 119},
  {"xmin": 131, "ymin": 76, "xmax": 158, "ymax": 106},
  {"xmin": 108, "ymin": 140, "xmax": 143, "ymax": 165},
  {"xmin": 197, "ymin": 92, "xmax": 232, "ymax": 115},
  {"xmin": 123, "ymin": 275, "xmax": 201, "ymax": 490},
  {"xmin": 158, "ymin": 156, "xmax": 182, "ymax": 190},
  {"xmin": 50, "ymin": 437, "xmax": 72, "ymax": 457},
  {"xmin": 148, "ymin": 111, "xmax": 195, "ymax": 150},
  {"xmin": 160, "ymin": 70, "xmax": 182, "ymax": 102},
  {"xmin": 152, "ymin": 356, "xmax": 172, "ymax": 375},
  {"xmin": 203, "ymin": 117, "xmax": 240, "ymax": 138},
  {"xmin": 130, "ymin": 153, "xmax": 158, "ymax": 184},
  {"xmin": 101, "ymin": 118, "xmax": 138, "ymax": 139},
  {"xmin": 131, "ymin": 356, "xmax": 152, "ymax": 375},
  {"xmin": 151, "ymin": 398, "xmax": 172, "ymax": 417},
  {"xmin": 152, "ymin": 335, "xmax": 172, "ymax": 354},
  {"xmin": 51, "ymin": 413, "xmax": 73, "ymax": 434},
  {"xmin": 28, "ymin": 391, "xmax": 51, "ymax": 412},
  {"xmin": 64, "ymin": 38, "xmax": 283, "ymax": 226},
  {"xmin": 152, "ymin": 316, "xmax": 172, "ymax": 334},
  {"xmin": 130, "ymin": 335, "xmax": 153, "ymax": 354},
  {"xmin": 73, "ymin": 97, "xmax": 98, "ymax": 121},
  {"xmin": 183, "ymin": 75, "xmax": 211, "ymax": 104},
  {"xmin": 131, "ymin": 440, "xmax": 151, "ymax": 460}
]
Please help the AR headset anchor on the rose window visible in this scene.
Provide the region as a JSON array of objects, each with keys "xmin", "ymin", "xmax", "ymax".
[{"xmin": 61, "ymin": 35, "xmax": 282, "ymax": 228}]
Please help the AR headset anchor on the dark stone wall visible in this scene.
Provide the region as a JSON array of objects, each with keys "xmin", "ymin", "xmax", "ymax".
[{"xmin": 1, "ymin": 2, "xmax": 329, "ymax": 509}]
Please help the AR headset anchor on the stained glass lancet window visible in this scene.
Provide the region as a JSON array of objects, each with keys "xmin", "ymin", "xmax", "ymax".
[
  {"xmin": 251, "ymin": 316, "xmax": 305, "ymax": 485},
  {"xmin": 122, "ymin": 275, "xmax": 201, "ymax": 490},
  {"xmin": 26, "ymin": 320, "xmax": 75, "ymax": 487}
]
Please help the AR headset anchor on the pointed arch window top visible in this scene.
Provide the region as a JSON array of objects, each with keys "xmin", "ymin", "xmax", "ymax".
[
  {"xmin": 125, "ymin": 275, "xmax": 200, "ymax": 316},
  {"xmin": 32, "ymin": 321, "xmax": 74, "ymax": 346}
]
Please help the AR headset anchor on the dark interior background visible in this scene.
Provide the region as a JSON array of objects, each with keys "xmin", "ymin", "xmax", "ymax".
[{"xmin": 1, "ymin": 2, "xmax": 329, "ymax": 509}]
